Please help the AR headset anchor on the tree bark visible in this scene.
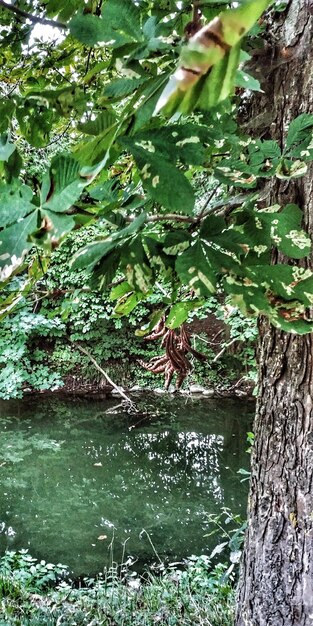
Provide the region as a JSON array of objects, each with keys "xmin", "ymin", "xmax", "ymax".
[{"xmin": 236, "ymin": 2, "xmax": 313, "ymax": 624}]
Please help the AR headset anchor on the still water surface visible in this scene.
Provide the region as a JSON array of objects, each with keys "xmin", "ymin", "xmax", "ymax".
[{"xmin": 0, "ymin": 395, "xmax": 253, "ymax": 576}]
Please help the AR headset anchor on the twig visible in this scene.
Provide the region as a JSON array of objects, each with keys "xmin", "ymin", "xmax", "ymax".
[
  {"xmin": 41, "ymin": 121, "xmax": 73, "ymax": 149},
  {"xmin": 155, "ymin": 281, "xmax": 168, "ymax": 296},
  {"xmin": 0, "ymin": 0, "xmax": 67, "ymax": 29},
  {"xmin": 195, "ymin": 184, "xmax": 220, "ymax": 222},
  {"xmin": 51, "ymin": 66, "xmax": 73, "ymax": 86},
  {"xmin": 85, "ymin": 48, "xmax": 93, "ymax": 77},
  {"xmin": 68, "ymin": 338, "xmax": 138, "ymax": 410},
  {"xmin": 192, "ymin": 0, "xmax": 201, "ymax": 23},
  {"xmin": 125, "ymin": 193, "xmax": 255, "ymax": 225},
  {"xmin": 139, "ymin": 530, "xmax": 163, "ymax": 565},
  {"xmin": 230, "ymin": 376, "xmax": 246, "ymax": 390},
  {"xmin": 192, "ymin": 331, "xmax": 223, "ymax": 346},
  {"xmin": 211, "ymin": 338, "xmax": 237, "ymax": 363},
  {"xmin": 212, "ymin": 328, "xmax": 224, "ymax": 342},
  {"xmin": 31, "ymin": 277, "xmax": 125, "ymax": 298}
]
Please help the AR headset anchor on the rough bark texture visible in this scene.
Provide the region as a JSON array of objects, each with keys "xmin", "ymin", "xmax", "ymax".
[{"xmin": 236, "ymin": 1, "xmax": 313, "ymax": 625}]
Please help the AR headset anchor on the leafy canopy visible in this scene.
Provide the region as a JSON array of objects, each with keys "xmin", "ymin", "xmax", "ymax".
[{"xmin": 0, "ymin": 0, "xmax": 313, "ymax": 333}]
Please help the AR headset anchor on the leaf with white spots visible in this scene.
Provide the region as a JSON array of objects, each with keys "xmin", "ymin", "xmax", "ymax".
[
  {"xmin": 176, "ymin": 241, "xmax": 217, "ymax": 296},
  {"xmin": 261, "ymin": 204, "xmax": 311, "ymax": 259},
  {"xmin": 235, "ymin": 69, "xmax": 262, "ymax": 92},
  {"xmin": 120, "ymin": 139, "xmax": 195, "ymax": 213},
  {"xmin": 126, "ymin": 123, "xmax": 209, "ymax": 165}
]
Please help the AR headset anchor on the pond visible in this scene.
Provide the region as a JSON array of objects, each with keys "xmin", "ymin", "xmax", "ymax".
[{"xmin": 0, "ymin": 394, "xmax": 253, "ymax": 577}]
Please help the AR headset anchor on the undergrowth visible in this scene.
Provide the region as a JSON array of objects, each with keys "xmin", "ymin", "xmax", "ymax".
[
  {"xmin": 0, "ymin": 550, "xmax": 235, "ymax": 626},
  {"xmin": 0, "ymin": 227, "xmax": 258, "ymax": 399}
]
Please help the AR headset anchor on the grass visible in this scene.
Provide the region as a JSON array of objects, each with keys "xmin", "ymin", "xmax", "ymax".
[{"xmin": 0, "ymin": 551, "xmax": 235, "ymax": 626}]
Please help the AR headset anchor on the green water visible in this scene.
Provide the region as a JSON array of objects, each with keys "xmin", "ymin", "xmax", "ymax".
[{"xmin": 0, "ymin": 395, "xmax": 253, "ymax": 576}]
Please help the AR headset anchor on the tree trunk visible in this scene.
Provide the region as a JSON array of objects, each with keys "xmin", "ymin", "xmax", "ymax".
[{"xmin": 236, "ymin": 2, "xmax": 313, "ymax": 624}]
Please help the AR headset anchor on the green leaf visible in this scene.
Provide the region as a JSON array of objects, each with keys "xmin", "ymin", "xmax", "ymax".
[
  {"xmin": 16, "ymin": 103, "xmax": 54, "ymax": 148},
  {"xmin": 89, "ymin": 250, "xmax": 121, "ymax": 291},
  {"xmin": 101, "ymin": 0, "xmax": 142, "ymax": 46},
  {"xmin": 102, "ymin": 211, "xmax": 126, "ymax": 228},
  {"xmin": 130, "ymin": 123, "xmax": 208, "ymax": 166},
  {"xmin": 276, "ymin": 159, "xmax": 308, "ymax": 179},
  {"xmin": 0, "ymin": 133, "xmax": 16, "ymax": 162},
  {"xmin": 77, "ymin": 111, "xmax": 116, "ymax": 136},
  {"xmin": 20, "ymin": 86, "xmax": 87, "ymax": 118},
  {"xmin": 5, "ymin": 148, "xmax": 23, "ymax": 181},
  {"xmin": 224, "ymin": 277, "xmax": 271, "ymax": 317},
  {"xmin": 285, "ymin": 113, "xmax": 313, "ymax": 151},
  {"xmin": 114, "ymin": 212, "xmax": 147, "ymax": 238},
  {"xmin": 74, "ymin": 125, "xmax": 118, "ymax": 167},
  {"xmin": 103, "ymin": 77, "xmax": 147, "ymax": 100},
  {"xmin": 221, "ymin": 0, "xmax": 273, "ymax": 47},
  {"xmin": 114, "ymin": 291, "xmax": 145, "ymax": 317},
  {"xmin": 248, "ymin": 265, "xmax": 311, "ymax": 303},
  {"xmin": 132, "ymin": 74, "xmax": 170, "ymax": 132},
  {"xmin": 71, "ymin": 213, "xmax": 147, "ymax": 271},
  {"xmin": 292, "ymin": 274, "xmax": 313, "ymax": 307},
  {"xmin": 69, "ymin": 0, "xmax": 143, "ymax": 48},
  {"xmin": 198, "ymin": 42, "xmax": 241, "ymax": 109},
  {"xmin": 163, "ymin": 231, "xmax": 191, "ymax": 255},
  {"xmin": 274, "ymin": 317, "xmax": 313, "ymax": 335},
  {"xmin": 110, "ymin": 281, "xmax": 132, "ymax": 301},
  {"xmin": 71, "ymin": 239, "xmax": 117, "ymax": 271},
  {"xmin": 40, "ymin": 210, "xmax": 75, "ymax": 238},
  {"xmin": 89, "ymin": 180, "xmax": 119, "ymax": 203},
  {"xmin": 122, "ymin": 237, "xmax": 152, "ymax": 293},
  {"xmin": 42, "ymin": 154, "xmax": 86, "ymax": 213},
  {"xmin": 235, "ymin": 69, "xmax": 262, "ymax": 92},
  {"xmin": 257, "ymin": 140, "xmax": 281, "ymax": 161},
  {"xmin": 0, "ymin": 211, "xmax": 38, "ymax": 274},
  {"xmin": 121, "ymin": 139, "xmax": 195, "ymax": 213},
  {"xmin": 260, "ymin": 204, "xmax": 311, "ymax": 259},
  {"xmin": 45, "ymin": 0, "xmax": 84, "ymax": 21},
  {"xmin": 165, "ymin": 300, "xmax": 203, "ymax": 329},
  {"xmin": 69, "ymin": 14, "xmax": 108, "ymax": 46},
  {"xmin": 0, "ymin": 100, "xmax": 16, "ymax": 133},
  {"xmin": 199, "ymin": 214, "xmax": 226, "ymax": 239},
  {"xmin": 176, "ymin": 241, "xmax": 217, "ymax": 296},
  {"xmin": 0, "ymin": 181, "xmax": 34, "ymax": 228}
]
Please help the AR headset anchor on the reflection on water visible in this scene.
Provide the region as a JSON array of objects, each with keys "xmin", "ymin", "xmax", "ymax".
[{"xmin": 0, "ymin": 395, "xmax": 253, "ymax": 576}]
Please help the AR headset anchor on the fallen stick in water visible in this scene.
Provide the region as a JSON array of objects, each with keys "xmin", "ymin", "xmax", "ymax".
[{"xmin": 68, "ymin": 338, "xmax": 138, "ymax": 411}]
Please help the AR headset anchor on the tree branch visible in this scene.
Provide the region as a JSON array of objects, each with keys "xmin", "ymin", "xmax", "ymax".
[
  {"xmin": 211, "ymin": 338, "xmax": 238, "ymax": 364},
  {"xmin": 68, "ymin": 338, "xmax": 138, "ymax": 411},
  {"xmin": 0, "ymin": 0, "xmax": 67, "ymax": 30},
  {"xmin": 124, "ymin": 193, "xmax": 255, "ymax": 225}
]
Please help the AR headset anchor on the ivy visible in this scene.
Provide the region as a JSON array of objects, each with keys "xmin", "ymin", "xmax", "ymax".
[{"xmin": 0, "ymin": 307, "xmax": 65, "ymax": 399}]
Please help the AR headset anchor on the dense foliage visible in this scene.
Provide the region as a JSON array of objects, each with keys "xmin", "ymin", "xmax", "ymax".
[
  {"xmin": 0, "ymin": 238, "xmax": 258, "ymax": 397},
  {"xmin": 0, "ymin": 550, "xmax": 235, "ymax": 626},
  {"xmin": 0, "ymin": 0, "xmax": 312, "ymax": 342}
]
